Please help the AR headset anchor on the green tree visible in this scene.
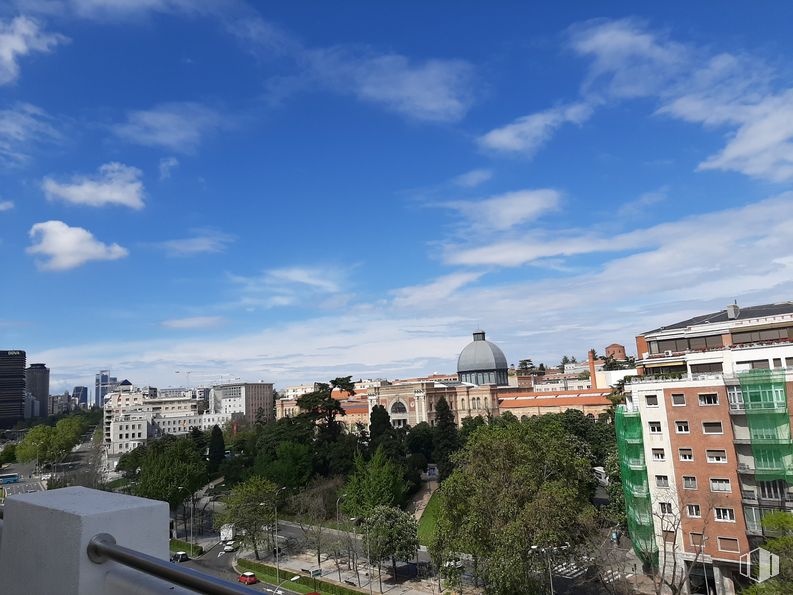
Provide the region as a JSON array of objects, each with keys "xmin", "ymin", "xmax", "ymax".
[
  {"xmin": 344, "ymin": 446, "xmax": 407, "ymax": 517},
  {"xmin": 369, "ymin": 405, "xmax": 404, "ymax": 461},
  {"xmin": 16, "ymin": 425, "xmax": 56, "ymax": 465},
  {"xmin": 256, "ymin": 440, "xmax": 313, "ymax": 490},
  {"xmin": 364, "ymin": 505, "xmax": 419, "ymax": 589},
  {"xmin": 0, "ymin": 442, "xmax": 16, "ymax": 464},
  {"xmin": 405, "ymin": 422, "xmax": 434, "ymax": 461},
  {"xmin": 744, "ymin": 512, "xmax": 793, "ymax": 594},
  {"xmin": 215, "ymin": 475, "xmax": 278, "ymax": 560},
  {"xmin": 459, "ymin": 415, "xmax": 486, "ymax": 446},
  {"xmin": 207, "ymin": 425, "xmax": 225, "ymax": 474},
  {"xmin": 189, "ymin": 426, "xmax": 207, "ymax": 456},
  {"xmin": 429, "ymin": 418, "xmax": 595, "ymax": 594},
  {"xmin": 134, "ymin": 437, "xmax": 207, "ymax": 510},
  {"xmin": 117, "ymin": 443, "xmax": 148, "ymax": 479},
  {"xmin": 432, "ymin": 396, "xmax": 458, "ymax": 481},
  {"xmin": 518, "ymin": 359, "xmax": 535, "ymax": 372}
]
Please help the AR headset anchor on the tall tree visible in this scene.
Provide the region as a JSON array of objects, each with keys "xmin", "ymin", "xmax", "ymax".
[
  {"xmin": 207, "ymin": 425, "xmax": 225, "ymax": 474},
  {"xmin": 330, "ymin": 376, "xmax": 355, "ymax": 396},
  {"xmin": 369, "ymin": 405, "xmax": 404, "ymax": 461},
  {"xmin": 432, "ymin": 396, "xmax": 458, "ymax": 481},
  {"xmin": 344, "ymin": 447, "xmax": 407, "ymax": 517},
  {"xmin": 256, "ymin": 440, "xmax": 312, "ymax": 490},
  {"xmin": 215, "ymin": 475, "xmax": 277, "ymax": 560},
  {"xmin": 364, "ymin": 505, "xmax": 419, "ymax": 589},
  {"xmin": 405, "ymin": 422, "xmax": 434, "ymax": 461},
  {"xmin": 134, "ymin": 436, "xmax": 207, "ymax": 511},
  {"xmin": 189, "ymin": 426, "xmax": 207, "ymax": 456}
]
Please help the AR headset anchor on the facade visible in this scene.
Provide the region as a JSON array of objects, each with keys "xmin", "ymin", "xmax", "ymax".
[
  {"xmin": 497, "ymin": 388, "xmax": 613, "ymax": 418},
  {"xmin": 457, "ymin": 330, "xmax": 509, "ymax": 386},
  {"xmin": 95, "ymin": 370, "xmax": 118, "ymax": 408},
  {"xmin": 282, "ymin": 383, "xmax": 321, "ymax": 400},
  {"xmin": 0, "ymin": 350, "xmax": 26, "ymax": 428},
  {"xmin": 209, "ymin": 382, "xmax": 274, "ymax": 423},
  {"xmin": 25, "ymin": 363, "xmax": 49, "ymax": 417},
  {"xmin": 393, "ymin": 373, "xmax": 458, "ymax": 384},
  {"xmin": 72, "ymin": 386, "xmax": 88, "ymax": 407},
  {"xmin": 606, "ymin": 343, "xmax": 628, "ymax": 361},
  {"xmin": 617, "ymin": 302, "xmax": 793, "ymax": 594}
]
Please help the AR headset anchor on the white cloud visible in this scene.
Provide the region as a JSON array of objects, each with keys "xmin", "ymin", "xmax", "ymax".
[
  {"xmin": 160, "ymin": 229, "xmax": 235, "ymax": 256},
  {"xmin": 452, "ymin": 168, "xmax": 492, "ymax": 188},
  {"xmin": 15, "ymin": 0, "xmax": 215, "ymax": 19},
  {"xmin": 442, "ymin": 189, "xmax": 561, "ymax": 231},
  {"xmin": 479, "ymin": 102, "xmax": 593, "ymax": 156},
  {"xmin": 0, "ymin": 200, "xmax": 13, "ymax": 211},
  {"xmin": 264, "ymin": 266, "xmax": 340, "ymax": 293},
  {"xmin": 393, "ymin": 272, "xmax": 482, "ymax": 308},
  {"xmin": 0, "ymin": 103, "xmax": 61, "ymax": 166},
  {"xmin": 227, "ymin": 265, "xmax": 348, "ymax": 310},
  {"xmin": 159, "ymin": 156, "xmax": 179, "ymax": 179},
  {"xmin": 113, "ymin": 103, "xmax": 222, "ymax": 153},
  {"xmin": 42, "ymin": 162, "xmax": 145, "ymax": 209},
  {"xmin": 617, "ymin": 188, "xmax": 667, "ymax": 218},
  {"xmin": 27, "ymin": 220, "xmax": 128, "ymax": 270},
  {"xmin": 161, "ymin": 316, "xmax": 223, "ymax": 329},
  {"xmin": 0, "ymin": 16, "xmax": 66, "ymax": 85}
]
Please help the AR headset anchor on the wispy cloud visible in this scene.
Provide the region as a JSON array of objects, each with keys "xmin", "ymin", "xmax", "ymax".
[
  {"xmin": 160, "ymin": 229, "xmax": 235, "ymax": 256},
  {"xmin": 0, "ymin": 200, "xmax": 13, "ymax": 211},
  {"xmin": 0, "ymin": 16, "xmax": 67, "ymax": 85},
  {"xmin": 113, "ymin": 103, "xmax": 223, "ymax": 153},
  {"xmin": 617, "ymin": 188, "xmax": 668, "ymax": 218},
  {"xmin": 440, "ymin": 188, "xmax": 561, "ymax": 231},
  {"xmin": 42, "ymin": 162, "xmax": 145, "ymax": 209},
  {"xmin": 264, "ymin": 266, "xmax": 341, "ymax": 293},
  {"xmin": 161, "ymin": 315, "xmax": 224, "ymax": 330},
  {"xmin": 479, "ymin": 102, "xmax": 593, "ymax": 156},
  {"xmin": 228, "ymin": 265, "xmax": 348, "ymax": 310},
  {"xmin": 27, "ymin": 220, "xmax": 128, "ymax": 270},
  {"xmin": 452, "ymin": 168, "xmax": 492, "ymax": 188},
  {"xmin": 0, "ymin": 103, "xmax": 62, "ymax": 166},
  {"xmin": 393, "ymin": 272, "xmax": 483, "ymax": 308},
  {"xmin": 159, "ymin": 156, "xmax": 179, "ymax": 179}
]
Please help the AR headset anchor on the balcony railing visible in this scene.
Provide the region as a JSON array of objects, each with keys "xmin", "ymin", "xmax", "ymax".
[{"xmin": 0, "ymin": 486, "xmax": 261, "ymax": 595}]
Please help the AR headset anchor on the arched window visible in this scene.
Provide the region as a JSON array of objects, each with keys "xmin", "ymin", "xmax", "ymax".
[
  {"xmin": 391, "ymin": 401, "xmax": 407, "ymax": 414},
  {"xmin": 461, "ymin": 398, "xmax": 466, "ymax": 409}
]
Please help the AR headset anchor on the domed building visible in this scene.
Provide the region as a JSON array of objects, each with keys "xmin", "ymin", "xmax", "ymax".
[{"xmin": 457, "ymin": 330, "xmax": 509, "ymax": 386}]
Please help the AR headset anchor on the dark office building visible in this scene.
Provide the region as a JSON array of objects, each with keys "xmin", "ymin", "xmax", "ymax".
[
  {"xmin": 94, "ymin": 370, "xmax": 117, "ymax": 408},
  {"xmin": 0, "ymin": 350, "xmax": 26, "ymax": 428},
  {"xmin": 72, "ymin": 386, "xmax": 88, "ymax": 407},
  {"xmin": 25, "ymin": 363, "xmax": 50, "ymax": 418}
]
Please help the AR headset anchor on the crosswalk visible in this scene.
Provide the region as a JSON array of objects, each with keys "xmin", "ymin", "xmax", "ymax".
[{"xmin": 551, "ymin": 559, "xmax": 634, "ymax": 584}]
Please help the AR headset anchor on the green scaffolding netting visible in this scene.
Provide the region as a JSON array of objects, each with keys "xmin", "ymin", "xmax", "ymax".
[
  {"xmin": 616, "ymin": 406, "xmax": 657, "ymax": 565},
  {"xmin": 738, "ymin": 369, "xmax": 793, "ymax": 483}
]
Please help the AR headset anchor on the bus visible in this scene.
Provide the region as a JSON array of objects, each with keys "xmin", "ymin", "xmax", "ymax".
[{"xmin": 0, "ymin": 473, "xmax": 20, "ymax": 484}]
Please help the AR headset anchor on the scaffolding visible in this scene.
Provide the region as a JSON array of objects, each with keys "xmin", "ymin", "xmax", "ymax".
[
  {"xmin": 738, "ymin": 369, "xmax": 793, "ymax": 483},
  {"xmin": 616, "ymin": 405, "xmax": 657, "ymax": 564}
]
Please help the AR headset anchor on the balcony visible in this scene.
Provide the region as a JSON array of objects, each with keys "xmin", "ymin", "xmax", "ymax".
[
  {"xmin": 626, "ymin": 458, "xmax": 646, "ymax": 470},
  {"xmin": 0, "ymin": 487, "xmax": 259, "ymax": 595},
  {"xmin": 629, "ymin": 484, "xmax": 650, "ymax": 498},
  {"xmin": 737, "ymin": 463, "xmax": 756, "ymax": 474}
]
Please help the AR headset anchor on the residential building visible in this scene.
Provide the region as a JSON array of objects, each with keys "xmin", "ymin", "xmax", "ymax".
[
  {"xmin": 393, "ymin": 373, "xmax": 458, "ymax": 384},
  {"xmin": 0, "ymin": 350, "xmax": 26, "ymax": 428},
  {"xmin": 25, "ymin": 363, "xmax": 49, "ymax": 417},
  {"xmin": 209, "ymin": 382, "xmax": 274, "ymax": 423},
  {"xmin": 617, "ymin": 301, "xmax": 793, "ymax": 595},
  {"xmin": 282, "ymin": 383, "xmax": 321, "ymax": 400},
  {"xmin": 95, "ymin": 370, "xmax": 118, "ymax": 408}
]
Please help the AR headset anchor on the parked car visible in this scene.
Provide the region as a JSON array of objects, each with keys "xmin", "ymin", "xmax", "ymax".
[
  {"xmin": 238, "ymin": 572, "xmax": 258, "ymax": 585},
  {"xmin": 223, "ymin": 541, "xmax": 238, "ymax": 552},
  {"xmin": 171, "ymin": 551, "xmax": 189, "ymax": 563}
]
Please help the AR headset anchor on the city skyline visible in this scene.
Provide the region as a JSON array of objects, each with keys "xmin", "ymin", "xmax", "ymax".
[{"xmin": 2, "ymin": 3, "xmax": 793, "ymax": 391}]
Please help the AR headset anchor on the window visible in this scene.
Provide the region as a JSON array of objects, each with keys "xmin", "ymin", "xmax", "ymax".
[
  {"xmin": 690, "ymin": 532, "xmax": 704, "ymax": 547},
  {"xmin": 691, "ymin": 362, "xmax": 723, "ymax": 373},
  {"xmin": 699, "ymin": 393, "xmax": 719, "ymax": 406},
  {"xmin": 663, "ymin": 530, "xmax": 676, "ymax": 543},
  {"xmin": 649, "ymin": 421, "xmax": 662, "ymax": 434},
  {"xmin": 718, "ymin": 537, "xmax": 740, "ymax": 553},
  {"xmin": 706, "ymin": 449, "xmax": 727, "ymax": 463},
  {"xmin": 656, "ymin": 475, "xmax": 670, "ymax": 488},
  {"xmin": 710, "ymin": 478, "xmax": 731, "ymax": 492},
  {"xmin": 679, "ymin": 448, "xmax": 694, "ymax": 461},
  {"xmin": 687, "ymin": 504, "xmax": 701, "ymax": 518},
  {"xmin": 652, "ymin": 448, "xmax": 666, "ymax": 461},
  {"xmin": 676, "ymin": 420, "xmax": 690, "ymax": 433},
  {"xmin": 703, "ymin": 421, "xmax": 723, "ymax": 434},
  {"xmin": 715, "ymin": 508, "xmax": 736, "ymax": 522},
  {"xmin": 645, "ymin": 395, "xmax": 659, "ymax": 407},
  {"xmin": 733, "ymin": 328, "xmax": 792, "ymax": 344},
  {"xmin": 683, "ymin": 476, "xmax": 697, "ymax": 490},
  {"xmin": 773, "ymin": 358, "xmax": 783, "ymax": 368},
  {"xmin": 671, "ymin": 394, "xmax": 686, "ymax": 406},
  {"xmin": 660, "ymin": 502, "xmax": 673, "ymax": 514}
]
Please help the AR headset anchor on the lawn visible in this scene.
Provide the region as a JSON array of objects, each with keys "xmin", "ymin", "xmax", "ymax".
[
  {"xmin": 169, "ymin": 538, "xmax": 203, "ymax": 557},
  {"xmin": 237, "ymin": 558, "xmax": 365, "ymax": 594},
  {"xmin": 417, "ymin": 490, "xmax": 440, "ymax": 546}
]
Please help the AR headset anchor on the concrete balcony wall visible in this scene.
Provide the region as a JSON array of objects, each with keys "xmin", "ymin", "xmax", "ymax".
[{"xmin": 0, "ymin": 487, "xmax": 170, "ymax": 595}]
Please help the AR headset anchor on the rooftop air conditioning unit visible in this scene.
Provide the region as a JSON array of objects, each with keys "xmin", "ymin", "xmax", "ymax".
[{"xmin": 664, "ymin": 350, "xmax": 674, "ymax": 356}]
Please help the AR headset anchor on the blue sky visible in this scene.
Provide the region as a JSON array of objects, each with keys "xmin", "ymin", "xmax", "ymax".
[{"xmin": 2, "ymin": 1, "xmax": 793, "ymax": 393}]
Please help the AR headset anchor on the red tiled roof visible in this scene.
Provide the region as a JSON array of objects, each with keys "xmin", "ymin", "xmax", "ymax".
[{"xmin": 498, "ymin": 395, "xmax": 611, "ymax": 409}]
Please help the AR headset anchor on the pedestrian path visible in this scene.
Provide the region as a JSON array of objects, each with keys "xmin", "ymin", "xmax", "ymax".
[
  {"xmin": 601, "ymin": 568, "xmax": 634, "ymax": 584},
  {"xmin": 553, "ymin": 559, "xmax": 588, "ymax": 579}
]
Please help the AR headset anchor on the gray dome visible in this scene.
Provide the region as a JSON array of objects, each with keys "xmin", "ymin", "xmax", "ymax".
[{"xmin": 457, "ymin": 330, "xmax": 508, "ymax": 373}]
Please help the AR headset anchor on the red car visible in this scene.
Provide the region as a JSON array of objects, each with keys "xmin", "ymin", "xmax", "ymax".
[{"xmin": 238, "ymin": 572, "xmax": 259, "ymax": 585}]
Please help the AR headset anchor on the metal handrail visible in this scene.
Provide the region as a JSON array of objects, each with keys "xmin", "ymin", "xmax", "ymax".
[{"xmin": 87, "ymin": 533, "xmax": 259, "ymax": 595}]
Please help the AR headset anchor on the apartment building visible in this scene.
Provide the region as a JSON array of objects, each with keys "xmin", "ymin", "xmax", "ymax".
[
  {"xmin": 209, "ymin": 382, "xmax": 274, "ymax": 423},
  {"xmin": 617, "ymin": 302, "xmax": 793, "ymax": 595}
]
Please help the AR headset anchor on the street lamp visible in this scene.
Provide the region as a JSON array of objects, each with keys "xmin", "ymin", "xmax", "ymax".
[
  {"xmin": 273, "ymin": 574, "xmax": 300, "ymax": 594},
  {"xmin": 531, "ymin": 545, "xmax": 554, "ymax": 595},
  {"xmin": 336, "ymin": 493, "xmax": 347, "ymax": 527},
  {"xmin": 178, "ymin": 485, "xmax": 193, "ymax": 550},
  {"xmin": 273, "ymin": 486, "xmax": 287, "ymax": 584}
]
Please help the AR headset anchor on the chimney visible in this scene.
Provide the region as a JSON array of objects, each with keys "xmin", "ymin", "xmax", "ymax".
[
  {"xmin": 726, "ymin": 302, "xmax": 740, "ymax": 320},
  {"xmin": 589, "ymin": 349, "xmax": 598, "ymax": 389}
]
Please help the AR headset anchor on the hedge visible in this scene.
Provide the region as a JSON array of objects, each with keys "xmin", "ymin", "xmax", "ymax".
[{"xmin": 237, "ymin": 558, "xmax": 367, "ymax": 595}]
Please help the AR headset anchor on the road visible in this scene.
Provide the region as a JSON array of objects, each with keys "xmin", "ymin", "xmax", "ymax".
[{"xmin": 183, "ymin": 542, "xmax": 303, "ymax": 594}]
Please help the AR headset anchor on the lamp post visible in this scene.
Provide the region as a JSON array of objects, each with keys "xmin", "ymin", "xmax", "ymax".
[
  {"xmin": 274, "ymin": 574, "xmax": 300, "ymax": 594},
  {"xmin": 531, "ymin": 545, "xmax": 554, "ymax": 595},
  {"xmin": 274, "ymin": 486, "xmax": 287, "ymax": 584},
  {"xmin": 177, "ymin": 486, "xmax": 193, "ymax": 550},
  {"xmin": 364, "ymin": 519, "xmax": 373, "ymax": 595}
]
